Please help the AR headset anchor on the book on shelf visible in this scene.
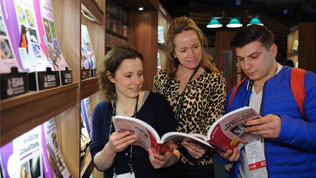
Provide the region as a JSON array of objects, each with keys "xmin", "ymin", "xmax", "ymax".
[
  {"xmin": 112, "ymin": 106, "xmax": 260, "ymax": 153},
  {"xmin": 81, "ymin": 97, "xmax": 93, "ymax": 138},
  {"xmin": 0, "ymin": 125, "xmax": 53, "ymax": 177},
  {"xmin": 3, "ymin": 0, "xmax": 53, "ymax": 72},
  {"xmin": 291, "ymin": 40, "xmax": 299, "ymax": 52},
  {"xmin": 0, "ymin": 6, "xmax": 20, "ymax": 73},
  {"xmin": 43, "ymin": 118, "xmax": 71, "ymax": 178},
  {"xmin": 0, "ymin": 119, "xmax": 72, "ymax": 178},
  {"xmin": 81, "ymin": 25, "xmax": 96, "ymax": 70},
  {"xmin": 37, "ymin": 0, "xmax": 69, "ymax": 71}
]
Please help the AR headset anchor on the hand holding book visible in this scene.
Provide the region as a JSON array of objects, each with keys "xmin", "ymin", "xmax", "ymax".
[
  {"xmin": 108, "ymin": 130, "xmax": 138, "ymax": 153},
  {"xmin": 112, "ymin": 106, "xmax": 260, "ymax": 154}
]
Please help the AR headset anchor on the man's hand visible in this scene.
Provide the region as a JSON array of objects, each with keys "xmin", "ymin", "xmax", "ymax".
[{"xmin": 245, "ymin": 114, "xmax": 281, "ymax": 138}]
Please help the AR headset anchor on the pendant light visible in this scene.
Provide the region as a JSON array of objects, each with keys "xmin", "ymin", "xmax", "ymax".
[
  {"xmin": 226, "ymin": 18, "xmax": 243, "ymax": 28},
  {"xmin": 247, "ymin": 17, "xmax": 264, "ymax": 26},
  {"xmin": 207, "ymin": 18, "xmax": 223, "ymax": 28}
]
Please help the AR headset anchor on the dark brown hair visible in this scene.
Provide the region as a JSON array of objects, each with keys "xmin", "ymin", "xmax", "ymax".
[
  {"xmin": 99, "ymin": 45, "xmax": 143, "ymax": 101},
  {"xmin": 230, "ymin": 24, "xmax": 274, "ymax": 50}
]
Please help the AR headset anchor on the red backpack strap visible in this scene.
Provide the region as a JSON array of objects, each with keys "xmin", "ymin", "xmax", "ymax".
[
  {"xmin": 229, "ymin": 77, "xmax": 248, "ymax": 108},
  {"xmin": 290, "ymin": 68, "xmax": 306, "ymax": 118}
]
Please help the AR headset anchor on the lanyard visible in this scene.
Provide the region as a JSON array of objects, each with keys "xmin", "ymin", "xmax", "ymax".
[
  {"xmin": 163, "ymin": 65, "xmax": 200, "ymax": 120},
  {"xmin": 246, "ymin": 64, "xmax": 279, "ymax": 115},
  {"xmin": 110, "ymin": 95, "xmax": 139, "ymax": 175},
  {"xmin": 245, "ymin": 80, "xmax": 261, "ymax": 113}
]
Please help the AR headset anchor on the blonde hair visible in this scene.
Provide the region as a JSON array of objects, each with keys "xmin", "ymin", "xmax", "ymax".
[{"xmin": 165, "ymin": 16, "xmax": 218, "ymax": 79}]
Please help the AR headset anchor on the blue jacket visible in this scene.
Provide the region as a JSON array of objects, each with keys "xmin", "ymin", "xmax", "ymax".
[{"xmin": 222, "ymin": 66, "xmax": 316, "ymax": 178}]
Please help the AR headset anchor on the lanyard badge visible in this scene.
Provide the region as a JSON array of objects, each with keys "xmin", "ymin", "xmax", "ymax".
[{"xmin": 245, "ymin": 139, "xmax": 267, "ymax": 171}]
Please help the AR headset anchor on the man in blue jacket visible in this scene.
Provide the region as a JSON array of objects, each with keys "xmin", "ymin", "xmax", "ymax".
[{"xmin": 217, "ymin": 24, "xmax": 316, "ymax": 178}]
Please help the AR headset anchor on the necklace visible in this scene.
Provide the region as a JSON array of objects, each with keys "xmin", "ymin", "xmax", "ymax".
[{"xmin": 115, "ymin": 96, "xmax": 139, "ymax": 116}]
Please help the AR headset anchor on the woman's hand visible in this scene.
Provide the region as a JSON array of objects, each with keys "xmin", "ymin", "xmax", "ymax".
[
  {"xmin": 148, "ymin": 144, "xmax": 178, "ymax": 169},
  {"xmin": 182, "ymin": 139, "xmax": 206, "ymax": 159},
  {"xmin": 217, "ymin": 147, "xmax": 240, "ymax": 162},
  {"xmin": 107, "ymin": 130, "xmax": 138, "ymax": 153}
]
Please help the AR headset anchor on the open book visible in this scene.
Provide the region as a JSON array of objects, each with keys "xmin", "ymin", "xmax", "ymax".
[{"xmin": 112, "ymin": 106, "xmax": 260, "ymax": 153}]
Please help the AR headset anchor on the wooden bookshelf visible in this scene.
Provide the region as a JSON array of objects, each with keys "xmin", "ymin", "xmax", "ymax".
[
  {"xmin": 0, "ymin": 83, "xmax": 78, "ymax": 146},
  {"xmin": 82, "ymin": 0, "xmax": 104, "ymax": 25},
  {"xmin": 80, "ymin": 77, "xmax": 100, "ymax": 100}
]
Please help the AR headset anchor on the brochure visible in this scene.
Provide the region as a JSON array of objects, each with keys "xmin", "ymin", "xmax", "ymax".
[{"xmin": 112, "ymin": 106, "xmax": 260, "ymax": 153}]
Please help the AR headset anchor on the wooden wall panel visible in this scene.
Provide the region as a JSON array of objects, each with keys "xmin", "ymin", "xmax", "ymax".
[
  {"xmin": 128, "ymin": 11, "xmax": 158, "ymax": 90},
  {"xmin": 215, "ymin": 31, "xmax": 237, "ymax": 93},
  {"xmin": 53, "ymin": 0, "xmax": 80, "ymax": 177},
  {"xmin": 298, "ymin": 22, "xmax": 316, "ymax": 73}
]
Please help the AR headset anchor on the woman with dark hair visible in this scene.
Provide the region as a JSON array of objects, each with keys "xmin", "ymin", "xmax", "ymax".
[
  {"xmin": 90, "ymin": 45, "xmax": 179, "ymax": 178},
  {"xmin": 153, "ymin": 16, "xmax": 226, "ymax": 178}
]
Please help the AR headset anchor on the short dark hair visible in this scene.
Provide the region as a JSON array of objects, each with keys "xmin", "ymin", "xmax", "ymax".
[
  {"xmin": 99, "ymin": 45, "xmax": 143, "ymax": 101},
  {"xmin": 230, "ymin": 25, "xmax": 274, "ymax": 50}
]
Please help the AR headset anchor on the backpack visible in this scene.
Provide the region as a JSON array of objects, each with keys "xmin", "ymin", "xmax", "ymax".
[{"xmin": 229, "ymin": 68, "xmax": 306, "ymax": 119}]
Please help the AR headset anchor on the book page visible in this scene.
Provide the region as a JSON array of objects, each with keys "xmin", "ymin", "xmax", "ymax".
[
  {"xmin": 161, "ymin": 132, "xmax": 212, "ymax": 149},
  {"xmin": 112, "ymin": 115, "xmax": 161, "ymax": 152},
  {"xmin": 207, "ymin": 106, "xmax": 260, "ymax": 151}
]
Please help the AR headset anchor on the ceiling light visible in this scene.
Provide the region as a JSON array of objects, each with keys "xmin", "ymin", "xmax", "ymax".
[
  {"xmin": 207, "ymin": 19, "xmax": 223, "ymax": 28},
  {"xmin": 247, "ymin": 17, "xmax": 264, "ymax": 26},
  {"xmin": 226, "ymin": 18, "xmax": 243, "ymax": 28},
  {"xmin": 138, "ymin": 7, "xmax": 144, "ymax": 11}
]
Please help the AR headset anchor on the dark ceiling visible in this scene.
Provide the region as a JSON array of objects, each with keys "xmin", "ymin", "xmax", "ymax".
[
  {"xmin": 159, "ymin": 0, "xmax": 316, "ymax": 28},
  {"xmin": 158, "ymin": 0, "xmax": 316, "ymax": 60}
]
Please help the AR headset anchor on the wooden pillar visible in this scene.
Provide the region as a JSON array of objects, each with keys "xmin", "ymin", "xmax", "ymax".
[
  {"xmin": 128, "ymin": 10, "xmax": 158, "ymax": 91},
  {"xmin": 298, "ymin": 22, "xmax": 316, "ymax": 73}
]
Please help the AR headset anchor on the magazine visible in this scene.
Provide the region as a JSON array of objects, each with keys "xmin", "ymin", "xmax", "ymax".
[
  {"xmin": 43, "ymin": 118, "xmax": 71, "ymax": 178},
  {"xmin": 2, "ymin": 0, "xmax": 53, "ymax": 72},
  {"xmin": 0, "ymin": 6, "xmax": 19, "ymax": 73},
  {"xmin": 80, "ymin": 97, "xmax": 93, "ymax": 138},
  {"xmin": 0, "ymin": 125, "xmax": 53, "ymax": 178},
  {"xmin": 81, "ymin": 25, "xmax": 96, "ymax": 70},
  {"xmin": 112, "ymin": 106, "xmax": 260, "ymax": 153},
  {"xmin": 36, "ymin": 0, "xmax": 69, "ymax": 70}
]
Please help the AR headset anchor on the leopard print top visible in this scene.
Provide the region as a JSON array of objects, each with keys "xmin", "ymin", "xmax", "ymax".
[{"xmin": 153, "ymin": 70, "xmax": 226, "ymax": 166}]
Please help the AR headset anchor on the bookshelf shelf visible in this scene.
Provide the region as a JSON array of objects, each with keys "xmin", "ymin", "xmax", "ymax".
[
  {"xmin": 81, "ymin": 0, "xmax": 104, "ymax": 25},
  {"xmin": 80, "ymin": 77, "xmax": 100, "ymax": 100},
  {"xmin": 80, "ymin": 148, "xmax": 94, "ymax": 178},
  {"xmin": 0, "ymin": 83, "xmax": 78, "ymax": 146}
]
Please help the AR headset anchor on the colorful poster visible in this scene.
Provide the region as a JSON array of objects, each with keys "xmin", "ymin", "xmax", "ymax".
[
  {"xmin": 81, "ymin": 25, "xmax": 96, "ymax": 69},
  {"xmin": 0, "ymin": 125, "xmax": 54, "ymax": 178},
  {"xmin": 0, "ymin": 0, "xmax": 52, "ymax": 72},
  {"xmin": 0, "ymin": 5, "xmax": 19, "ymax": 73},
  {"xmin": 36, "ymin": 0, "xmax": 68, "ymax": 70},
  {"xmin": 43, "ymin": 118, "xmax": 70, "ymax": 178},
  {"xmin": 81, "ymin": 97, "xmax": 92, "ymax": 138}
]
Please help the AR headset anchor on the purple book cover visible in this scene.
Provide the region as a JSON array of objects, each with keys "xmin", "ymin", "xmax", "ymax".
[
  {"xmin": 0, "ymin": 4, "xmax": 20, "ymax": 73},
  {"xmin": 0, "ymin": 125, "xmax": 54, "ymax": 178},
  {"xmin": 0, "ymin": 0, "xmax": 52, "ymax": 72}
]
